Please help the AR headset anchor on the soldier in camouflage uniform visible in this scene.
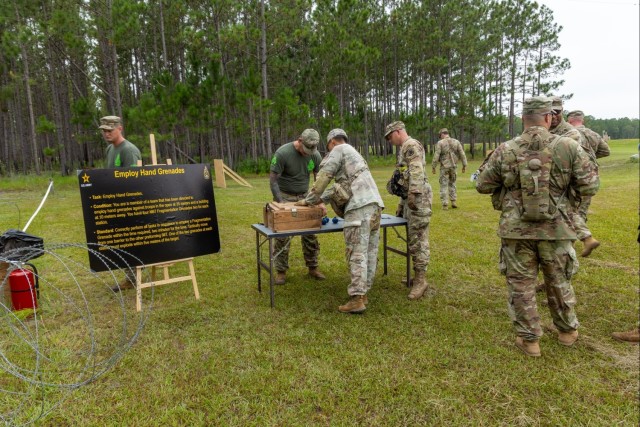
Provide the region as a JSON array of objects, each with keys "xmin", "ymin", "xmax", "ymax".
[
  {"xmin": 549, "ymin": 98, "xmax": 601, "ymax": 257},
  {"xmin": 270, "ymin": 129, "xmax": 326, "ymax": 285},
  {"xmin": 549, "ymin": 97, "xmax": 582, "ymax": 143},
  {"xmin": 297, "ymin": 129, "xmax": 384, "ymax": 313},
  {"xmin": 476, "ymin": 96, "xmax": 600, "ymax": 357},
  {"xmin": 385, "ymin": 121, "xmax": 432, "ymax": 300},
  {"xmin": 567, "ymin": 110, "xmax": 611, "ymax": 256},
  {"xmin": 432, "ymin": 128, "xmax": 467, "ymax": 209}
]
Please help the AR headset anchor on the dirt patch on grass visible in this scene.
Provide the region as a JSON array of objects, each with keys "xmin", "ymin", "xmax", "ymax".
[{"xmin": 587, "ymin": 258, "xmax": 639, "ymax": 275}]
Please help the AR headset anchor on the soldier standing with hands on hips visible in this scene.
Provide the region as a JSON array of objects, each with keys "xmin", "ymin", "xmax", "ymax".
[
  {"xmin": 432, "ymin": 128, "xmax": 467, "ymax": 209},
  {"xmin": 476, "ymin": 96, "xmax": 599, "ymax": 357},
  {"xmin": 385, "ymin": 121, "xmax": 432, "ymax": 300},
  {"xmin": 297, "ymin": 129, "xmax": 384, "ymax": 313}
]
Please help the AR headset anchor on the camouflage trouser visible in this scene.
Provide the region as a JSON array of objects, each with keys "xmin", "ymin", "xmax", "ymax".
[
  {"xmin": 401, "ymin": 184, "xmax": 433, "ymax": 272},
  {"xmin": 500, "ymin": 239, "xmax": 580, "ymax": 341},
  {"xmin": 343, "ymin": 204, "xmax": 382, "ymax": 296},
  {"xmin": 273, "ymin": 192, "xmax": 319, "ymax": 272},
  {"xmin": 571, "ymin": 196, "xmax": 593, "ymax": 241},
  {"xmin": 438, "ymin": 167, "xmax": 458, "ymax": 206}
]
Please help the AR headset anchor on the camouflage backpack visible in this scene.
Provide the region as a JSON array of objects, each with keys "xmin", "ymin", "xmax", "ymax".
[{"xmin": 506, "ymin": 135, "xmax": 563, "ymax": 221}]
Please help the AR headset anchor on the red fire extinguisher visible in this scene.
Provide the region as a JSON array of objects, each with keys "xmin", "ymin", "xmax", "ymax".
[{"xmin": 8, "ymin": 263, "xmax": 39, "ymax": 311}]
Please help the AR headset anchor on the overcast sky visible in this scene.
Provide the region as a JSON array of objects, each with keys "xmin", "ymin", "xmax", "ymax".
[{"xmin": 537, "ymin": 0, "xmax": 639, "ymax": 119}]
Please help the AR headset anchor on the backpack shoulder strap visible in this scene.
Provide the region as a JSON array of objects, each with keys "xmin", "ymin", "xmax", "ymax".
[{"xmin": 547, "ymin": 134, "xmax": 571, "ymax": 206}]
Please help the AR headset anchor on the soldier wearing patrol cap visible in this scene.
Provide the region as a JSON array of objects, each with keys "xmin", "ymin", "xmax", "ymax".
[
  {"xmin": 269, "ymin": 129, "xmax": 326, "ymax": 285},
  {"xmin": 385, "ymin": 121, "xmax": 433, "ymax": 300},
  {"xmin": 567, "ymin": 110, "xmax": 610, "ymax": 159},
  {"xmin": 567, "ymin": 109, "xmax": 611, "ymax": 257},
  {"xmin": 432, "ymin": 127, "xmax": 467, "ymax": 209},
  {"xmin": 297, "ymin": 128, "xmax": 384, "ymax": 313},
  {"xmin": 476, "ymin": 96, "xmax": 600, "ymax": 357},
  {"xmin": 98, "ymin": 115, "xmax": 142, "ymax": 292},
  {"xmin": 99, "ymin": 116, "xmax": 141, "ymax": 169},
  {"xmin": 549, "ymin": 97, "xmax": 582, "ymax": 143},
  {"xmin": 547, "ymin": 98, "xmax": 601, "ymax": 257}
]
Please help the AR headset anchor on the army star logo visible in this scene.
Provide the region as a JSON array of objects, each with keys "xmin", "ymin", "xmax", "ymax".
[{"xmin": 82, "ymin": 173, "xmax": 91, "ymax": 183}]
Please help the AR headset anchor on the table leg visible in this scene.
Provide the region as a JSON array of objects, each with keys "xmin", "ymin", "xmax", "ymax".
[
  {"xmin": 256, "ymin": 229, "xmax": 261, "ymax": 293},
  {"xmin": 269, "ymin": 237, "xmax": 275, "ymax": 308},
  {"xmin": 405, "ymin": 223, "xmax": 411, "ymax": 287},
  {"xmin": 383, "ymin": 226, "xmax": 388, "ymax": 275}
]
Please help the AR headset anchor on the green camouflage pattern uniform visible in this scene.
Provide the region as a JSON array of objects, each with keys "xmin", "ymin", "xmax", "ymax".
[
  {"xmin": 476, "ymin": 125, "xmax": 599, "ymax": 341},
  {"xmin": 397, "ymin": 137, "xmax": 432, "ymax": 272},
  {"xmin": 550, "ymin": 120, "xmax": 582, "ymax": 144},
  {"xmin": 572, "ymin": 123, "xmax": 610, "ymax": 234},
  {"xmin": 270, "ymin": 142, "xmax": 322, "ymax": 272},
  {"xmin": 432, "ymin": 137, "xmax": 467, "ymax": 207},
  {"xmin": 550, "ymin": 119, "xmax": 594, "ymax": 240},
  {"xmin": 305, "ymin": 143, "xmax": 384, "ymax": 296}
]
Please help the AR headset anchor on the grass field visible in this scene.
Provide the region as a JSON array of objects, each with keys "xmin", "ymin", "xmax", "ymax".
[{"xmin": 1, "ymin": 139, "xmax": 638, "ymax": 426}]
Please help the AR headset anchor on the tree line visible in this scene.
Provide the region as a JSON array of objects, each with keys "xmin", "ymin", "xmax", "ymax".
[{"xmin": 0, "ymin": 0, "xmax": 636, "ymax": 176}]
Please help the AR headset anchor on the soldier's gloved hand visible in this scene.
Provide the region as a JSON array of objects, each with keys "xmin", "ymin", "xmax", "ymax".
[
  {"xmin": 294, "ymin": 200, "xmax": 308, "ymax": 206},
  {"xmin": 462, "ymin": 166, "xmax": 466, "ymax": 173},
  {"xmin": 432, "ymin": 168, "xmax": 436, "ymax": 175},
  {"xmin": 395, "ymin": 204, "xmax": 403, "ymax": 218},
  {"xmin": 407, "ymin": 193, "xmax": 421, "ymax": 210}
]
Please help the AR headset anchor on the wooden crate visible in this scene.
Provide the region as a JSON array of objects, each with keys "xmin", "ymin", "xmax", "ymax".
[{"xmin": 263, "ymin": 202, "xmax": 323, "ymax": 232}]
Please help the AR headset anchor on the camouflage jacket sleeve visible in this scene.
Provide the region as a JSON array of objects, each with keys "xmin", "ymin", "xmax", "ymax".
[
  {"xmin": 455, "ymin": 139, "xmax": 467, "ymax": 167},
  {"xmin": 584, "ymin": 127, "xmax": 610, "ymax": 158},
  {"xmin": 402, "ymin": 139, "xmax": 426, "ymax": 194},
  {"xmin": 431, "ymin": 140, "xmax": 442, "ymax": 169},
  {"xmin": 594, "ymin": 137, "xmax": 610, "ymax": 158},
  {"xmin": 475, "ymin": 142, "xmax": 507, "ymax": 194},
  {"xmin": 305, "ymin": 150, "xmax": 340, "ymax": 205},
  {"xmin": 568, "ymin": 142, "xmax": 600, "ymax": 198}
]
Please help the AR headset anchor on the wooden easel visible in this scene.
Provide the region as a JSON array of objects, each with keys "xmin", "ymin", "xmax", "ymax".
[{"xmin": 134, "ymin": 134, "xmax": 200, "ymax": 312}]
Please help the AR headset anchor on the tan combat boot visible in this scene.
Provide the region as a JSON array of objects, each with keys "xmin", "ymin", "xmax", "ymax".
[
  {"xmin": 515, "ymin": 337, "xmax": 541, "ymax": 357},
  {"xmin": 612, "ymin": 328, "xmax": 640, "ymax": 343},
  {"xmin": 338, "ymin": 295, "xmax": 366, "ymax": 314},
  {"xmin": 451, "ymin": 201, "xmax": 458, "ymax": 209},
  {"xmin": 308, "ymin": 267, "xmax": 326, "ymax": 280},
  {"xmin": 408, "ymin": 270, "xmax": 429, "ymax": 300},
  {"xmin": 558, "ymin": 329, "xmax": 579, "ymax": 346},
  {"xmin": 580, "ymin": 236, "xmax": 600, "ymax": 257},
  {"xmin": 275, "ymin": 271, "xmax": 286, "ymax": 285}
]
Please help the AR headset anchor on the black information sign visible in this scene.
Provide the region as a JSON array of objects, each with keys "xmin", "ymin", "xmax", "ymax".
[{"xmin": 78, "ymin": 164, "xmax": 220, "ymax": 272}]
